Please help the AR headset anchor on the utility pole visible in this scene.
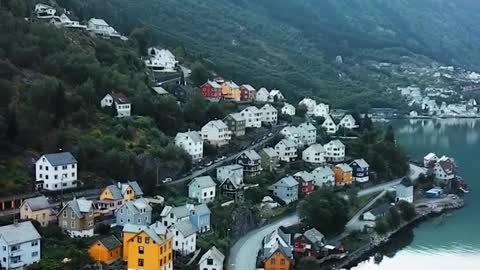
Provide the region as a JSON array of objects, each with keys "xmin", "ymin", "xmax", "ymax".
[{"xmin": 155, "ymin": 158, "xmax": 160, "ymax": 187}]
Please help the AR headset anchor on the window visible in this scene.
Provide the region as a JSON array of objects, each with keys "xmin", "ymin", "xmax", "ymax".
[
  {"xmin": 72, "ymin": 164, "xmax": 75, "ymax": 168},
  {"xmin": 46, "ymin": 175, "xmax": 49, "ymax": 180},
  {"xmin": 39, "ymin": 165, "xmax": 43, "ymax": 170},
  {"xmin": 71, "ymin": 211, "xmax": 75, "ymax": 218},
  {"xmin": 32, "ymin": 251, "xmax": 38, "ymax": 257},
  {"xmin": 62, "ymin": 165, "xmax": 67, "ymax": 170},
  {"xmin": 31, "ymin": 241, "xmax": 38, "ymax": 246},
  {"xmin": 271, "ymin": 258, "xmax": 276, "ymax": 265},
  {"xmin": 145, "ymin": 237, "xmax": 150, "ymax": 244},
  {"xmin": 39, "ymin": 174, "xmax": 43, "ymax": 178},
  {"xmin": 207, "ymin": 258, "xmax": 214, "ymax": 265},
  {"xmin": 138, "ymin": 259, "xmax": 144, "ymax": 267},
  {"xmin": 280, "ymin": 259, "xmax": 286, "ymax": 265},
  {"xmin": 54, "ymin": 175, "xmax": 58, "ymax": 180},
  {"xmin": 46, "ymin": 166, "xmax": 49, "ymax": 171},
  {"xmin": 138, "ymin": 246, "xmax": 144, "ymax": 254},
  {"xmin": 137, "ymin": 236, "xmax": 142, "ymax": 243},
  {"xmin": 63, "ymin": 211, "xmax": 67, "ymax": 217},
  {"xmin": 55, "ymin": 166, "xmax": 58, "ymax": 171},
  {"xmin": 71, "ymin": 220, "xmax": 75, "ymax": 228},
  {"xmin": 72, "ymin": 173, "xmax": 75, "ymax": 177}
]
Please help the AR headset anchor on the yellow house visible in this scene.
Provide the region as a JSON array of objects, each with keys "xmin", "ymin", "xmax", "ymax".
[
  {"xmin": 89, "ymin": 235, "xmax": 122, "ymax": 264},
  {"xmin": 20, "ymin": 195, "xmax": 56, "ymax": 227},
  {"xmin": 221, "ymin": 81, "xmax": 241, "ymax": 101},
  {"xmin": 122, "ymin": 224, "xmax": 173, "ymax": 270},
  {"xmin": 334, "ymin": 163, "xmax": 353, "ymax": 185},
  {"xmin": 98, "ymin": 181, "xmax": 144, "ymax": 213}
]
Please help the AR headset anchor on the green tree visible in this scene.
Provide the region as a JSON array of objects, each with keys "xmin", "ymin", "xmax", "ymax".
[
  {"xmin": 384, "ymin": 124, "xmax": 395, "ymax": 144},
  {"xmin": 398, "ymin": 201, "xmax": 416, "ymax": 221},
  {"xmin": 296, "ymin": 104, "xmax": 308, "ymax": 118},
  {"xmin": 191, "ymin": 62, "xmax": 208, "ymax": 86},
  {"xmin": 129, "ymin": 27, "xmax": 153, "ymax": 54},
  {"xmin": 6, "ymin": 107, "xmax": 17, "ymax": 141},
  {"xmin": 375, "ymin": 220, "xmax": 388, "ymax": 234},
  {"xmin": 386, "ymin": 207, "xmax": 401, "ymax": 228},
  {"xmin": 53, "ymin": 83, "xmax": 66, "ymax": 127}
]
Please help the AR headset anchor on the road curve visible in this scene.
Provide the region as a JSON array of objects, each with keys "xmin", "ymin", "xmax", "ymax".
[{"xmin": 227, "ymin": 213, "xmax": 300, "ymax": 270}]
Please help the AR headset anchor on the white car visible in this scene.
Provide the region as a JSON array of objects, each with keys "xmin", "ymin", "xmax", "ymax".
[{"xmin": 162, "ymin": 178, "xmax": 173, "ymax": 184}]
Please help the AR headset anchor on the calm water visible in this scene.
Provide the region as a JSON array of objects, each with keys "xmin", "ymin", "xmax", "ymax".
[{"xmin": 352, "ymin": 119, "xmax": 480, "ymax": 270}]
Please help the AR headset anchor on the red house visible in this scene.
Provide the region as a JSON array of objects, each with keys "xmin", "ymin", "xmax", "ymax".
[
  {"xmin": 200, "ymin": 80, "xmax": 222, "ymax": 99},
  {"xmin": 240, "ymin": 84, "xmax": 256, "ymax": 101},
  {"xmin": 293, "ymin": 228, "xmax": 325, "ymax": 257},
  {"xmin": 293, "ymin": 171, "xmax": 315, "ymax": 195}
]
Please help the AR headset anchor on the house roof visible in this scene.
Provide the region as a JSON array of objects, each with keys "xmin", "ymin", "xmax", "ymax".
[
  {"xmin": 189, "ymin": 176, "xmax": 216, "ymax": 189},
  {"xmin": 176, "ymin": 131, "xmax": 202, "ymax": 144},
  {"xmin": 277, "ymin": 139, "xmax": 297, "ymax": 149},
  {"xmin": 241, "ymin": 84, "xmax": 256, "ymax": 92},
  {"xmin": 282, "ymin": 103, "xmax": 295, "ymax": 110},
  {"xmin": 350, "ymin": 158, "xmax": 369, "ymax": 168},
  {"xmin": 122, "ymin": 224, "xmax": 147, "ymax": 233},
  {"xmin": 273, "ymin": 176, "xmax": 298, "ymax": 188},
  {"xmin": 257, "ymin": 88, "xmax": 269, "ymax": 95},
  {"xmin": 341, "ymin": 114, "xmax": 356, "ymax": 122},
  {"xmin": 299, "ymin": 122, "xmax": 316, "ymax": 131},
  {"xmin": 104, "ymin": 185, "xmax": 123, "ymax": 200},
  {"xmin": 399, "ymin": 177, "xmax": 413, "ymax": 187},
  {"xmin": 199, "ymin": 246, "xmax": 225, "ymax": 265},
  {"xmin": 173, "ymin": 220, "xmax": 197, "ymax": 237},
  {"xmin": 97, "ymin": 235, "xmax": 122, "ymax": 250},
  {"xmin": 22, "ymin": 196, "xmax": 51, "ymax": 211},
  {"xmin": 312, "ymin": 166, "xmax": 334, "ymax": 177},
  {"xmin": 110, "ymin": 93, "xmax": 130, "ymax": 104},
  {"xmin": 41, "ymin": 152, "xmax": 77, "ymax": 166},
  {"xmin": 227, "ymin": 112, "xmax": 245, "ymax": 122},
  {"xmin": 264, "ymin": 241, "xmax": 292, "ymax": 260},
  {"xmin": 59, "ymin": 197, "xmax": 93, "ymax": 218},
  {"xmin": 293, "ymin": 171, "xmax": 314, "ymax": 183},
  {"xmin": 0, "ymin": 221, "xmax": 41, "ymax": 245},
  {"xmin": 205, "ymin": 80, "xmax": 222, "ymax": 88},
  {"xmin": 261, "ymin": 103, "xmax": 277, "ymax": 112},
  {"xmin": 151, "ymin": 86, "xmax": 170, "ymax": 95},
  {"xmin": 327, "ymin": 139, "xmax": 345, "ymax": 148},
  {"xmin": 303, "ymin": 228, "xmax": 325, "ymax": 246},
  {"xmin": 89, "ymin": 18, "xmax": 109, "ymax": 26},
  {"xmin": 242, "ymin": 106, "xmax": 261, "ymax": 114},
  {"xmin": 127, "ymin": 181, "xmax": 144, "ymax": 196},
  {"xmin": 437, "ymin": 157, "xmax": 456, "ymax": 175},
  {"xmin": 161, "ymin": 203, "xmax": 210, "ymax": 219},
  {"xmin": 118, "ymin": 198, "xmax": 152, "ymax": 214},
  {"xmin": 269, "ymin": 89, "xmax": 283, "ymax": 97},
  {"xmin": 265, "ymin": 227, "xmax": 291, "ymax": 246},
  {"xmin": 424, "ymin": 152, "xmax": 437, "ymax": 160},
  {"xmin": 335, "ymin": 163, "xmax": 352, "ymax": 172},
  {"xmin": 194, "ymin": 203, "xmax": 211, "ymax": 216},
  {"xmin": 204, "ymin": 120, "xmax": 228, "ymax": 130},
  {"xmin": 240, "ymin": 150, "xmax": 261, "ymax": 161},
  {"xmin": 261, "ymin": 148, "xmax": 278, "ymax": 158},
  {"xmin": 368, "ymin": 204, "xmax": 392, "ymax": 217},
  {"xmin": 304, "ymin": 144, "xmax": 325, "ymax": 153},
  {"xmin": 225, "ymin": 81, "xmax": 239, "ymax": 88}
]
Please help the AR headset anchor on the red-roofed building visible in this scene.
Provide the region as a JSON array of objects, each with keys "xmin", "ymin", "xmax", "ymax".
[{"xmin": 200, "ymin": 80, "xmax": 223, "ymax": 99}]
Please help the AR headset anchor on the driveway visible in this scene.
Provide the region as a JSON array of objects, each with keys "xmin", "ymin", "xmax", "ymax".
[{"xmin": 227, "ymin": 214, "xmax": 300, "ymax": 270}]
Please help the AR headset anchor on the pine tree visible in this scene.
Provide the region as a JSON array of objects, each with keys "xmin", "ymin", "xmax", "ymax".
[
  {"xmin": 53, "ymin": 83, "xmax": 66, "ymax": 127},
  {"xmin": 6, "ymin": 107, "xmax": 18, "ymax": 141},
  {"xmin": 385, "ymin": 125, "xmax": 395, "ymax": 144}
]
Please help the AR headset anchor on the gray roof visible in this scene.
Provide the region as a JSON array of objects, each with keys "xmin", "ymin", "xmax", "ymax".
[
  {"xmin": 304, "ymin": 144, "xmax": 325, "ymax": 153},
  {"xmin": 241, "ymin": 84, "xmax": 256, "ymax": 92},
  {"xmin": 122, "ymin": 224, "xmax": 146, "ymax": 233},
  {"xmin": 312, "ymin": 166, "xmax": 334, "ymax": 177},
  {"xmin": 227, "ymin": 112, "xmax": 245, "ymax": 122},
  {"xmin": 303, "ymin": 228, "xmax": 325, "ymax": 246},
  {"xmin": 194, "ymin": 203, "xmax": 211, "ymax": 216},
  {"xmin": 98, "ymin": 235, "xmax": 122, "ymax": 250},
  {"xmin": 293, "ymin": 171, "xmax": 314, "ymax": 182},
  {"xmin": 143, "ymin": 227, "xmax": 164, "ymax": 244},
  {"xmin": 273, "ymin": 176, "xmax": 298, "ymax": 188},
  {"xmin": 189, "ymin": 176, "xmax": 216, "ymax": 189},
  {"xmin": 152, "ymin": 86, "xmax": 170, "ymax": 95},
  {"xmin": 128, "ymin": 181, "xmax": 144, "ymax": 196},
  {"xmin": 105, "ymin": 184, "xmax": 123, "ymax": 200},
  {"xmin": 263, "ymin": 242, "xmax": 292, "ymax": 260},
  {"xmin": 23, "ymin": 196, "xmax": 51, "ymax": 211},
  {"xmin": 118, "ymin": 198, "xmax": 152, "ymax": 214},
  {"xmin": 199, "ymin": 246, "xmax": 225, "ymax": 265},
  {"xmin": 59, "ymin": 197, "xmax": 92, "ymax": 218},
  {"xmin": 278, "ymin": 139, "xmax": 297, "ymax": 148},
  {"xmin": 174, "ymin": 220, "xmax": 197, "ymax": 237},
  {"xmin": 241, "ymin": 150, "xmax": 261, "ymax": 161},
  {"xmin": 176, "ymin": 131, "xmax": 202, "ymax": 144},
  {"xmin": 205, "ymin": 120, "xmax": 228, "ymax": 130},
  {"xmin": 350, "ymin": 158, "xmax": 369, "ymax": 168},
  {"xmin": 0, "ymin": 221, "xmax": 41, "ymax": 245},
  {"xmin": 106, "ymin": 181, "xmax": 144, "ymax": 199},
  {"xmin": 369, "ymin": 204, "xmax": 392, "ymax": 217},
  {"xmin": 299, "ymin": 122, "xmax": 316, "ymax": 131},
  {"xmin": 265, "ymin": 227, "xmax": 291, "ymax": 246},
  {"xmin": 328, "ymin": 139, "xmax": 345, "ymax": 148},
  {"xmin": 261, "ymin": 147, "xmax": 278, "ymax": 158},
  {"xmin": 335, "ymin": 163, "xmax": 352, "ymax": 172},
  {"xmin": 400, "ymin": 177, "xmax": 413, "ymax": 187},
  {"xmin": 42, "ymin": 152, "xmax": 77, "ymax": 166}
]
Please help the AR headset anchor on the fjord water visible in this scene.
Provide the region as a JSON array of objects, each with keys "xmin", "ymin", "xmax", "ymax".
[{"xmin": 352, "ymin": 119, "xmax": 480, "ymax": 270}]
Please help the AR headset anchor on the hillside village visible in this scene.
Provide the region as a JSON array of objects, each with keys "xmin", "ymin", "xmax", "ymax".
[{"xmin": 0, "ymin": 2, "xmax": 472, "ymax": 270}]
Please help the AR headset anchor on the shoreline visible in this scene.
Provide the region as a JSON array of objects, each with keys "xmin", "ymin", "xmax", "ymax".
[{"xmin": 330, "ymin": 195, "xmax": 465, "ymax": 270}]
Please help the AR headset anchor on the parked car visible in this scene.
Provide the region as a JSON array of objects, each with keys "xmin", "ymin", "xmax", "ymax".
[
  {"xmin": 268, "ymin": 133, "xmax": 274, "ymax": 137},
  {"xmin": 162, "ymin": 178, "xmax": 173, "ymax": 184},
  {"xmin": 205, "ymin": 161, "xmax": 213, "ymax": 166}
]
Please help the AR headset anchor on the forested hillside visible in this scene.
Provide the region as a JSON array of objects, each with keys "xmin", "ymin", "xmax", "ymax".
[{"xmin": 57, "ymin": 0, "xmax": 480, "ymax": 107}]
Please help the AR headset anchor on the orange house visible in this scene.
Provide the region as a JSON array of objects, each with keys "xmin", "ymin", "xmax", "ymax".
[
  {"xmin": 89, "ymin": 235, "xmax": 122, "ymax": 264},
  {"xmin": 334, "ymin": 163, "xmax": 353, "ymax": 185},
  {"xmin": 264, "ymin": 248, "xmax": 293, "ymax": 270}
]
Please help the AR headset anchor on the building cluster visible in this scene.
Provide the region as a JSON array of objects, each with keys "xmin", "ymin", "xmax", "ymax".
[
  {"xmin": 144, "ymin": 47, "xmax": 178, "ymax": 73},
  {"xmin": 34, "ymin": 3, "xmax": 128, "ymax": 40},
  {"xmin": 423, "ymin": 152, "xmax": 457, "ymax": 184}
]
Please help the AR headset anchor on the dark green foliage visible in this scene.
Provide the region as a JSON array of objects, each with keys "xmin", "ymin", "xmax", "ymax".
[
  {"xmin": 384, "ymin": 124, "xmax": 395, "ymax": 144},
  {"xmin": 386, "ymin": 207, "xmax": 401, "ymax": 228},
  {"xmin": 398, "ymin": 201, "xmax": 416, "ymax": 221},
  {"xmin": 6, "ymin": 107, "xmax": 17, "ymax": 140},
  {"xmin": 191, "ymin": 62, "xmax": 208, "ymax": 87},
  {"xmin": 375, "ymin": 220, "xmax": 388, "ymax": 234}
]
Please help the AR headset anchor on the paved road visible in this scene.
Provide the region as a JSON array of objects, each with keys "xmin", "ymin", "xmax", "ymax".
[
  {"xmin": 227, "ymin": 214, "xmax": 300, "ymax": 270},
  {"xmin": 346, "ymin": 190, "xmax": 387, "ymax": 231}
]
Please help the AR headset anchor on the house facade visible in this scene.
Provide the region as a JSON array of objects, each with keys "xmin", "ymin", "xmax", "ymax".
[
  {"xmin": 170, "ymin": 220, "xmax": 197, "ymax": 256},
  {"xmin": 221, "ymin": 81, "xmax": 241, "ymax": 101},
  {"xmin": 200, "ymin": 80, "xmax": 223, "ymax": 100},
  {"xmin": 115, "ymin": 198, "xmax": 152, "ymax": 226},
  {"xmin": 97, "ymin": 181, "xmax": 144, "ymax": 213},
  {"xmin": 313, "ymin": 103, "xmax": 330, "ymax": 117},
  {"xmin": 298, "ymin": 122, "xmax": 317, "ymax": 146},
  {"xmin": 201, "ymin": 120, "xmax": 232, "ymax": 146},
  {"xmin": 280, "ymin": 126, "xmax": 302, "ymax": 147},
  {"xmin": 160, "ymin": 204, "xmax": 211, "ymax": 233},
  {"xmin": 35, "ymin": 152, "xmax": 78, "ymax": 191},
  {"xmin": 271, "ymin": 176, "xmax": 299, "ymax": 204},
  {"xmin": 324, "ymin": 140, "xmax": 345, "ymax": 162},
  {"xmin": 236, "ymin": 150, "xmax": 262, "ymax": 177},
  {"xmin": 240, "ymin": 84, "xmax": 256, "ymax": 101},
  {"xmin": 224, "ymin": 113, "xmax": 246, "ymax": 136},
  {"xmin": 217, "ymin": 164, "xmax": 244, "ymax": 198},
  {"xmin": 268, "ymin": 90, "xmax": 285, "ymax": 103},
  {"xmin": 256, "ymin": 88, "xmax": 270, "ymax": 102},
  {"xmin": 433, "ymin": 156, "xmax": 456, "ymax": 183},
  {"xmin": 334, "ymin": 163, "xmax": 353, "ymax": 186},
  {"xmin": 101, "ymin": 93, "xmax": 131, "ymax": 117},
  {"xmin": 198, "ymin": 246, "xmax": 225, "ymax": 270},
  {"xmin": 395, "ymin": 178, "xmax": 414, "ymax": 203},
  {"xmin": 87, "ymin": 18, "xmax": 119, "ymax": 37},
  {"xmin": 57, "ymin": 198, "xmax": 95, "ymax": 237},
  {"xmin": 293, "ymin": 171, "xmax": 315, "ymax": 195},
  {"xmin": 260, "ymin": 104, "xmax": 278, "ymax": 125},
  {"xmin": 89, "ymin": 235, "xmax": 122, "ymax": 264},
  {"xmin": 321, "ymin": 114, "xmax": 338, "ymax": 134},
  {"xmin": 293, "ymin": 228, "xmax": 325, "ymax": 257},
  {"xmin": 0, "ymin": 221, "xmax": 41, "ymax": 269},
  {"xmin": 302, "ymin": 144, "xmax": 326, "ymax": 164},
  {"xmin": 188, "ymin": 176, "xmax": 216, "ymax": 203},
  {"xmin": 281, "ymin": 103, "xmax": 296, "ymax": 116},
  {"xmin": 275, "ymin": 139, "xmax": 298, "ymax": 162},
  {"xmin": 299, "ymin": 98, "xmax": 317, "ymax": 114},
  {"xmin": 349, "ymin": 159, "xmax": 370, "ymax": 183},
  {"xmin": 339, "ymin": 114, "xmax": 358, "ymax": 129},
  {"xmin": 311, "ymin": 166, "xmax": 335, "ymax": 186},
  {"xmin": 240, "ymin": 106, "xmax": 262, "ymax": 128},
  {"xmin": 175, "ymin": 131, "xmax": 203, "ymax": 161},
  {"xmin": 260, "ymin": 148, "xmax": 280, "ymax": 172},
  {"xmin": 144, "ymin": 47, "xmax": 178, "ymax": 72},
  {"xmin": 35, "ymin": 4, "xmax": 56, "ymax": 18},
  {"xmin": 20, "ymin": 196, "xmax": 56, "ymax": 227}
]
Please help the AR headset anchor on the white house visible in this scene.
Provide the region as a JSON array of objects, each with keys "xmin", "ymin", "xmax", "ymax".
[
  {"xmin": 50, "ymin": 14, "xmax": 86, "ymax": 29},
  {"xmin": 338, "ymin": 114, "xmax": 358, "ymax": 129},
  {"xmin": 298, "ymin": 122, "xmax": 317, "ymax": 146},
  {"xmin": 311, "ymin": 165, "xmax": 335, "ymax": 186},
  {"xmin": 175, "ymin": 131, "xmax": 203, "ymax": 161},
  {"xmin": 313, "ymin": 103, "xmax": 330, "ymax": 117},
  {"xmin": 201, "ymin": 120, "xmax": 232, "ymax": 146},
  {"xmin": 324, "ymin": 140, "xmax": 345, "ymax": 162},
  {"xmin": 281, "ymin": 103, "xmax": 296, "ymax": 116},
  {"xmin": 198, "ymin": 246, "xmax": 225, "ymax": 270},
  {"xmin": 322, "ymin": 114, "xmax": 338, "ymax": 134},
  {"xmin": 302, "ymin": 144, "xmax": 326, "ymax": 164},
  {"xmin": 433, "ymin": 156, "xmax": 456, "ymax": 183},
  {"xmin": 101, "ymin": 93, "xmax": 131, "ymax": 117},
  {"xmin": 256, "ymin": 88, "xmax": 270, "ymax": 102},
  {"xmin": 144, "ymin": 47, "xmax": 178, "ymax": 72},
  {"xmin": 87, "ymin": 18, "xmax": 120, "ymax": 38},
  {"xmin": 260, "ymin": 104, "xmax": 278, "ymax": 125},
  {"xmin": 423, "ymin": 152, "xmax": 438, "ymax": 167},
  {"xmin": 280, "ymin": 126, "xmax": 302, "ymax": 147},
  {"xmin": 35, "ymin": 152, "xmax": 78, "ymax": 191},
  {"xmin": 275, "ymin": 139, "xmax": 298, "ymax": 162},
  {"xmin": 395, "ymin": 178, "xmax": 414, "ymax": 203},
  {"xmin": 34, "ymin": 3, "xmax": 56, "ymax": 18},
  {"xmin": 240, "ymin": 106, "xmax": 262, "ymax": 128},
  {"xmin": 268, "ymin": 89, "xmax": 285, "ymax": 102},
  {"xmin": 170, "ymin": 220, "xmax": 197, "ymax": 256},
  {"xmin": 299, "ymin": 98, "xmax": 317, "ymax": 114},
  {"xmin": 188, "ymin": 176, "xmax": 216, "ymax": 203},
  {"xmin": 0, "ymin": 221, "xmax": 41, "ymax": 269}
]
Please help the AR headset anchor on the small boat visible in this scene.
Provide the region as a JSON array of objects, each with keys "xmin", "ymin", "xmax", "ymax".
[{"xmin": 460, "ymin": 187, "xmax": 470, "ymax": 194}]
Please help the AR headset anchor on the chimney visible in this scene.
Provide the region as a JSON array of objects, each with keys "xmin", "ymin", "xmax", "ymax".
[{"xmin": 117, "ymin": 182, "xmax": 122, "ymax": 189}]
